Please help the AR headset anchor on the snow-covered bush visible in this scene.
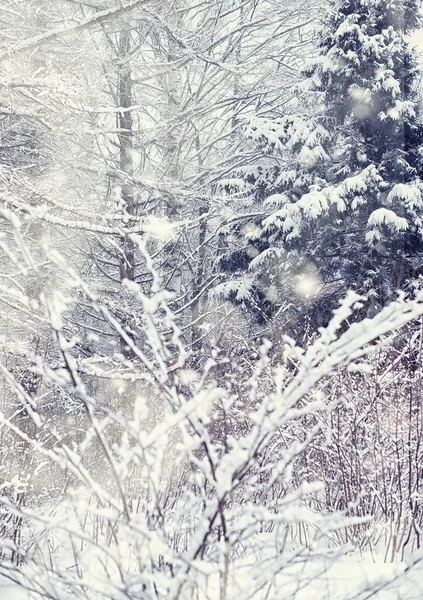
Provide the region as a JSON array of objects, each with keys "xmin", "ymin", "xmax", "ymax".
[{"xmin": 1, "ymin": 227, "xmax": 423, "ymax": 598}]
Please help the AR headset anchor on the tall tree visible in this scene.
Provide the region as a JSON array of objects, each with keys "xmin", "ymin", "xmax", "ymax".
[{"xmin": 217, "ymin": 0, "xmax": 423, "ymax": 338}]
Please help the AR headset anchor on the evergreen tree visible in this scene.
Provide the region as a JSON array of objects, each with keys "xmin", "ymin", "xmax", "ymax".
[{"xmin": 216, "ymin": 0, "xmax": 423, "ymax": 336}]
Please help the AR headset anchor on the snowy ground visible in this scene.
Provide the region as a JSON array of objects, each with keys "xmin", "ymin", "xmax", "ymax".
[
  {"xmin": 226, "ymin": 555, "xmax": 423, "ymax": 600},
  {"xmin": 1, "ymin": 553, "xmax": 422, "ymax": 600},
  {"xmin": 0, "ymin": 577, "xmax": 28, "ymax": 600}
]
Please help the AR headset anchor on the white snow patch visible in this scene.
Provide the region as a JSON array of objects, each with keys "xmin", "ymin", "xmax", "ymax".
[{"xmin": 368, "ymin": 208, "xmax": 409, "ymax": 232}]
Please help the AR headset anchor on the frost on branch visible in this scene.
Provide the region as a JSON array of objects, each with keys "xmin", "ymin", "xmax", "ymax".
[{"xmin": 1, "ymin": 236, "xmax": 423, "ymax": 598}]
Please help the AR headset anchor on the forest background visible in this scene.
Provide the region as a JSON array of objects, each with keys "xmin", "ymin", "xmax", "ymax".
[{"xmin": 1, "ymin": 1, "xmax": 423, "ymax": 598}]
